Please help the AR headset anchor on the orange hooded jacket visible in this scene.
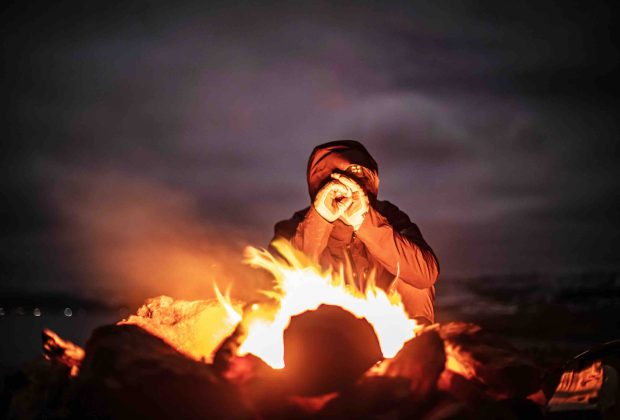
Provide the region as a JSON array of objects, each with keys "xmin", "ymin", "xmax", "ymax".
[{"xmin": 272, "ymin": 140, "xmax": 439, "ymax": 324}]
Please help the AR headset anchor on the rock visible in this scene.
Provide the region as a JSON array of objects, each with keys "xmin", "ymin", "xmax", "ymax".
[
  {"xmin": 380, "ymin": 329, "xmax": 446, "ymax": 399},
  {"xmin": 314, "ymin": 329, "xmax": 455, "ymax": 419},
  {"xmin": 72, "ymin": 324, "xmax": 253, "ymax": 419},
  {"xmin": 1, "ymin": 360, "xmax": 73, "ymax": 419},
  {"xmin": 437, "ymin": 322, "xmax": 542, "ymax": 400},
  {"xmin": 318, "ymin": 375, "xmax": 412, "ymax": 419},
  {"xmin": 213, "ymin": 305, "xmax": 384, "ymax": 418},
  {"xmin": 279, "ymin": 304, "xmax": 383, "ymax": 396}
]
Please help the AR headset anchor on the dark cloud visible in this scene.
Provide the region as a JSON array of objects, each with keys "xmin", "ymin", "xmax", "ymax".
[{"xmin": 371, "ymin": 130, "xmax": 468, "ymax": 164}]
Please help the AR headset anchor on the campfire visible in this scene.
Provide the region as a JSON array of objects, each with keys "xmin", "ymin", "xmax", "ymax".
[
  {"xmin": 30, "ymin": 239, "xmax": 563, "ymax": 419},
  {"xmin": 119, "ymin": 238, "xmax": 424, "ymax": 395}
]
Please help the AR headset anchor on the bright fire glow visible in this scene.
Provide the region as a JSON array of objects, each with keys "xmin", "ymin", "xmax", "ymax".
[{"xmin": 217, "ymin": 239, "xmax": 419, "ymax": 369}]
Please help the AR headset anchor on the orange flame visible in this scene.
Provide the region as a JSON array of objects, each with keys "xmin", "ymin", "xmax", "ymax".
[{"xmin": 217, "ymin": 239, "xmax": 420, "ymax": 369}]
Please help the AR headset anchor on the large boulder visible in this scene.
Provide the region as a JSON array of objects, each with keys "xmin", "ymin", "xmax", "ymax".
[
  {"xmin": 5, "ymin": 324, "xmax": 254, "ymax": 419},
  {"xmin": 280, "ymin": 304, "xmax": 383, "ymax": 396},
  {"xmin": 69, "ymin": 324, "xmax": 253, "ymax": 419}
]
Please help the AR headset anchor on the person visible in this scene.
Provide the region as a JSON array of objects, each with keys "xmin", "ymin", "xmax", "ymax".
[{"xmin": 272, "ymin": 140, "xmax": 439, "ymax": 325}]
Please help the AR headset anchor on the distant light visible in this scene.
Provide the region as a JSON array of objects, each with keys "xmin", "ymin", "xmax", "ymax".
[
  {"xmin": 0, "ymin": 307, "xmax": 4, "ymax": 316},
  {"xmin": 64, "ymin": 307, "xmax": 73, "ymax": 317},
  {"xmin": 251, "ymin": 303, "xmax": 259, "ymax": 311},
  {"xmin": 33, "ymin": 308, "xmax": 42, "ymax": 317}
]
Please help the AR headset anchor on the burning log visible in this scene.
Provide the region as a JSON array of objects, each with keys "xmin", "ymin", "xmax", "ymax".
[{"xmin": 42, "ymin": 328, "xmax": 85, "ymax": 377}]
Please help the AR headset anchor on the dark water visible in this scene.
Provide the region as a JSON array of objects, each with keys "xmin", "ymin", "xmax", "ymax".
[{"xmin": 0, "ymin": 309, "xmax": 121, "ymax": 374}]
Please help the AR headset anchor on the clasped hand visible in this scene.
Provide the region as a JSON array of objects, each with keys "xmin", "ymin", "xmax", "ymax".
[{"xmin": 313, "ymin": 173, "xmax": 369, "ymax": 230}]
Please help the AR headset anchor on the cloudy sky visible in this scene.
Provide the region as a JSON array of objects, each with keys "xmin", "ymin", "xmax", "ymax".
[{"xmin": 2, "ymin": 0, "xmax": 619, "ymax": 304}]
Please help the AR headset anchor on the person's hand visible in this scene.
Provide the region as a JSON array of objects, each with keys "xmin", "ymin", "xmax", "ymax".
[
  {"xmin": 313, "ymin": 178, "xmax": 352, "ymax": 222},
  {"xmin": 331, "ymin": 173, "xmax": 369, "ymax": 230}
]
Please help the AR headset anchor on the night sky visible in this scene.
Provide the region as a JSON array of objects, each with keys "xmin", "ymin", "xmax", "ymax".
[{"xmin": 2, "ymin": 0, "xmax": 619, "ymax": 306}]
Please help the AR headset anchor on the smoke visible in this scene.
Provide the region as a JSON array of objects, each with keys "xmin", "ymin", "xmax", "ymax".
[{"xmin": 47, "ymin": 163, "xmax": 268, "ymax": 307}]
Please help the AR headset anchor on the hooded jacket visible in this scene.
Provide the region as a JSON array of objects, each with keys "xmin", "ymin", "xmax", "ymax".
[{"xmin": 272, "ymin": 140, "xmax": 439, "ymax": 323}]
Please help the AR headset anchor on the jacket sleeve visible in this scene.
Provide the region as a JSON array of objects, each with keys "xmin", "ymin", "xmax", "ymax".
[
  {"xmin": 271, "ymin": 206, "xmax": 334, "ymax": 262},
  {"xmin": 355, "ymin": 201, "xmax": 439, "ymax": 289}
]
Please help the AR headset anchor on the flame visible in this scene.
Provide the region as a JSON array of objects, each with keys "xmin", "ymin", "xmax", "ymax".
[
  {"xmin": 217, "ymin": 239, "xmax": 419, "ymax": 369},
  {"xmin": 213, "ymin": 283, "xmax": 243, "ymax": 325},
  {"xmin": 119, "ymin": 295, "xmax": 243, "ymax": 363}
]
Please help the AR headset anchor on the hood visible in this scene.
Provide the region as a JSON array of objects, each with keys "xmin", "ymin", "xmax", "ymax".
[{"xmin": 307, "ymin": 140, "xmax": 379, "ymax": 200}]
